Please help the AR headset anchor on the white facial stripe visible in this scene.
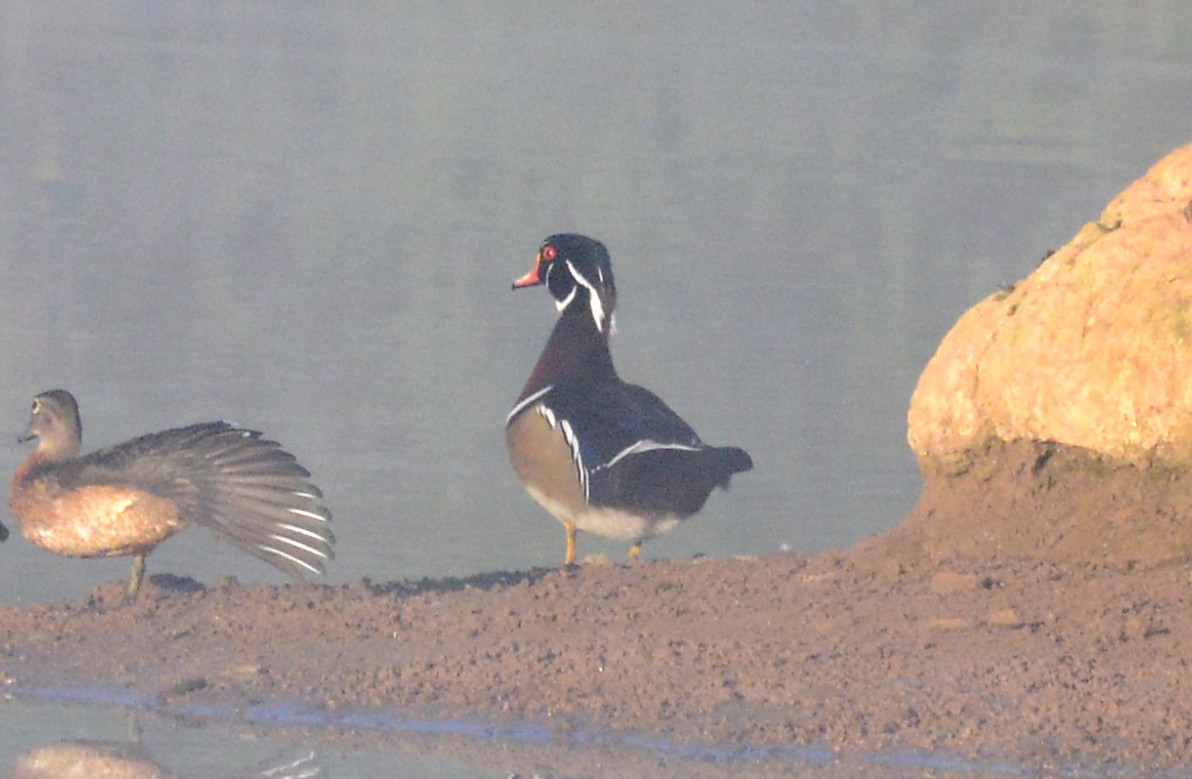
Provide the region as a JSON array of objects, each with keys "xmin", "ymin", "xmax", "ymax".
[{"xmin": 565, "ymin": 259, "xmax": 607, "ymax": 332}]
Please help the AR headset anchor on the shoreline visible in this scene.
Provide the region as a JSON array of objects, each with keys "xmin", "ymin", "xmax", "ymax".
[{"xmin": 2, "ymin": 530, "xmax": 1190, "ymax": 773}]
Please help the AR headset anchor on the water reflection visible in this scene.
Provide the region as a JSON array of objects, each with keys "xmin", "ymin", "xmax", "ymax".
[
  {"xmin": 8, "ymin": 740, "xmax": 322, "ymax": 779},
  {"xmin": 0, "ymin": 701, "xmax": 334, "ymax": 779},
  {"xmin": 10, "ymin": 742, "xmax": 167, "ymax": 779}
]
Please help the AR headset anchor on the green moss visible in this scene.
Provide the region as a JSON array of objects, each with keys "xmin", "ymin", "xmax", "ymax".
[{"xmin": 1145, "ymin": 295, "xmax": 1191, "ymax": 344}]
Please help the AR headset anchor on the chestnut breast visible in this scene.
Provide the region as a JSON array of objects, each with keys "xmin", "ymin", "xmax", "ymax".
[{"xmin": 9, "ymin": 460, "xmax": 185, "ymax": 558}]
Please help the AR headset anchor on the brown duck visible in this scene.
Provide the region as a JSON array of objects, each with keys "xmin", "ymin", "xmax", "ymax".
[{"xmin": 9, "ymin": 389, "xmax": 334, "ymax": 598}]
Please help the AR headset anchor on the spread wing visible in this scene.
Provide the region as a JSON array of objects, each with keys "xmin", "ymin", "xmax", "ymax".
[{"xmin": 49, "ymin": 422, "xmax": 334, "ymax": 578}]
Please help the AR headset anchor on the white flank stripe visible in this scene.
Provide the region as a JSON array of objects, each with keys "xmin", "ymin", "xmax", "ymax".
[
  {"xmin": 601, "ymin": 439, "xmax": 703, "ymax": 470},
  {"xmin": 558, "ymin": 418, "xmax": 589, "ymax": 500}
]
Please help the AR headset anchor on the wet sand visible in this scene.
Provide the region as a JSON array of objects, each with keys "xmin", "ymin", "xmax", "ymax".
[{"xmin": 2, "ymin": 441, "xmax": 1190, "ymax": 774}]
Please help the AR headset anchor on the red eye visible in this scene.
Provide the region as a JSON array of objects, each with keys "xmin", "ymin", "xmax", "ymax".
[{"xmin": 541, "ymin": 245, "xmax": 557, "ymax": 262}]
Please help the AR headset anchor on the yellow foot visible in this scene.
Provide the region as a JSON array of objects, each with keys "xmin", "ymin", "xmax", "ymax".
[
  {"xmin": 563, "ymin": 522, "xmax": 577, "ymax": 566},
  {"xmin": 126, "ymin": 554, "xmax": 146, "ymax": 601},
  {"xmin": 627, "ymin": 543, "xmax": 642, "ymax": 563}
]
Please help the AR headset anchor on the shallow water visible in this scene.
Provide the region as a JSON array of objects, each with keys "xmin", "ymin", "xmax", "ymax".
[
  {"xmin": 0, "ymin": 1, "xmax": 1188, "ymax": 774},
  {"xmin": 0, "ymin": 695, "xmax": 1091, "ymax": 779},
  {"xmin": 0, "ymin": 699, "xmax": 492, "ymax": 778}
]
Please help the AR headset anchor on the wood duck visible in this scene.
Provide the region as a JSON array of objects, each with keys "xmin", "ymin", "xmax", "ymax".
[
  {"xmin": 9, "ymin": 389, "xmax": 334, "ymax": 599},
  {"xmin": 505, "ymin": 234, "xmax": 753, "ymax": 565}
]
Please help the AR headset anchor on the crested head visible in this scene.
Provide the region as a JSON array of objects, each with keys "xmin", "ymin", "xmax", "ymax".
[
  {"xmin": 20, "ymin": 389, "xmax": 82, "ymax": 461},
  {"xmin": 512, "ymin": 234, "xmax": 617, "ymax": 334}
]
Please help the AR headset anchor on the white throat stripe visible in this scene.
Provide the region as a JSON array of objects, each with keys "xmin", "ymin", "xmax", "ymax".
[{"xmin": 566, "ymin": 260, "xmax": 607, "ymax": 332}]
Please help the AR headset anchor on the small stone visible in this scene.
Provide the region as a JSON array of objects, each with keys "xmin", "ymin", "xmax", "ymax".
[
  {"xmin": 927, "ymin": 617, "xmax": 977, "ymax": 631},
  {"xmin": 986, "ymin": 609, "xmax": 1023, "ymax": 629},
  {"xmin": 930, "ymin": 571, "xmax": 979, "ymax": 595}
]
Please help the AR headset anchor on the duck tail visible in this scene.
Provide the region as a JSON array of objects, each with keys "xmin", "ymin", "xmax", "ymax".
[{"xmin": 715, "ymin": 446, "xmax": 753, "ymax": 489}]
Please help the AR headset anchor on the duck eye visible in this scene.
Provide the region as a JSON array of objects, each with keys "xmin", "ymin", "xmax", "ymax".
[{"xmin": 541, "ymin": 245, "xmax": 557, "ymax": 262}]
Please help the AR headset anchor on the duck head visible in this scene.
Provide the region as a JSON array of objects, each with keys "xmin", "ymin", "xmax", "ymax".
[{"xmin": 513, "ymin": 234, "xmax": 617, "ymax": 335}]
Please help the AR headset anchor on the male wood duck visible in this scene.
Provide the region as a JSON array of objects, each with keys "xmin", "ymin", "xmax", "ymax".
[
  {"xmin": 505, "ymin": 234, "xmax": 753, "ymax": 565},
  {"xmin": 9, "ymin": 390, "xmax": 334, "ymax": 599}
]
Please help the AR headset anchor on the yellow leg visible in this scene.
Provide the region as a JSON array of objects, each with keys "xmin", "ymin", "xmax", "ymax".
[
  {"xmin": 563, "ymin": 521, "xmax": 577, "ymax": 566},
  {"xmin": 127, "ymin": 554, "xmax": 146, "ymax": 600},
  {"xmin": 628, "ymin": 543, "xmax": 642, "ymax": 562}
]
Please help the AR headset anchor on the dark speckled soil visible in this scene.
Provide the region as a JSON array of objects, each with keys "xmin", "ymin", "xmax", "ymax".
[{"xmin": 2, "ymin": 441, "xmax": 1191, "ymax": 774}]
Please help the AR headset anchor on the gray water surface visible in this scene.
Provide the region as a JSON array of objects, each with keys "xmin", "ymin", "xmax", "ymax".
[{"xmin": 0, "ymin": 2, "xmax": 1189, "ymax": 776}]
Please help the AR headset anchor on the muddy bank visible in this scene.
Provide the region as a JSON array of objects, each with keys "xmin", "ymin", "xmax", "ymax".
[{"xmin": 2, "ymin": 442, "xmax": 1192, "ymax": 773}]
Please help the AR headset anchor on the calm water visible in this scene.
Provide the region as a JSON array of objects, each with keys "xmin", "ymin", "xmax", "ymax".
[
  {"xmin": 0, "ymin": 698, "xmax": 1023, "ymax": 779},
  {"xmin": 0, "ymin": 2, "xmax": 1189, "ymax": 775},
  {"xmin": 0, "ymin": 700, "xmax": 490, "ymax": 778}
]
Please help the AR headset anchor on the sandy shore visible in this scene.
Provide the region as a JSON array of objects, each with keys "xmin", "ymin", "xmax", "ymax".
[
  {"xmin": 2, "ymin": 505, "xmax": 1190, "ymax": 775},
  {"xmin": 2, "ymin": 442, "xmax": 1190, "ymax": 774}
]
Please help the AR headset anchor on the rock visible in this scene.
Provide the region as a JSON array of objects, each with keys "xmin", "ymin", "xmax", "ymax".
[
  {"xmin": 908, "ymin": 144, "xmax": 1192, "ymax": 475},
  {"xmin": 894, "ymin": 144, "xmax": 1192, "ymax": 568},
  {"xmin": 929, "ymin": 570, "xmax": 981, "ymax": 595},
  {"xmin": 925, "ymin": 616, "xmax": 977, "ymax": 632},
  {"xmin": 986, "ymin": 609, "xmax": 1023, "ymax": 629}
]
